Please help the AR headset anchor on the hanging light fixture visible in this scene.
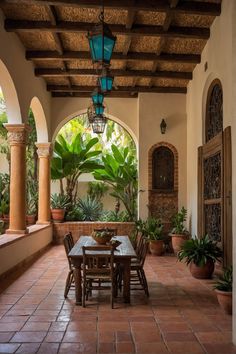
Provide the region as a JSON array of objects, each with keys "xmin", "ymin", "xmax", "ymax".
[
  {"xmin": 94, "ymin": 104, "xmax": 105, "ymax": 116},
  {"xmin": 92, "ymin": 115, "xmax": 107, "ymax": 134},
  {"xmin": 87, "ymin": 3, "xmax": 116, "ymax": 66},
  {"xmin": 99, "ymin": 67, "xmax": 113, "ymax": 93},
  {"xmin": 91, "ymin": 87, "xmax": 104, "ymax": 105}
]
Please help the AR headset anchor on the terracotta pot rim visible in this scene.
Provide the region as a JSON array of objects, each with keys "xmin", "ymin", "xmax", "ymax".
[
  {"xmin": 215, "ymin": 289, "xmax": 232, "ymax": 295},
  {"xmin": 170, "ymin": 233, "xmax": 189, "ymax": 237},
  {"xmin": 149, "ymin": 239, "xmax": 164, "ymax": 243},
  {"xmin": 51, "ymin": 208, "xmax": 65, "ymax": 211}
]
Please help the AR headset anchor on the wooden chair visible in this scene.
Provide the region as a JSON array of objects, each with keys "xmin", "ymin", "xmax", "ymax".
[
  {"xmin": 63, "ymin": 232, "xmax": 75, "ymax": 298},
  {"xmin": 118, "ymin": 236, "xmax": 149, "ymax": 297},
  {"xmin": 130, "ymin": 238, "xmax": 149, "ymax": 296},
  {"xmin": 82, "ymin": 245, "xmax": 117, "ymax": 308}
]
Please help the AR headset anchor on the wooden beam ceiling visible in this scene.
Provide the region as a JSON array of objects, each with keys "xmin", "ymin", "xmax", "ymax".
[
  {"xmin": 47, "ymin": 85, "xmax": 187, "ymax": 94},
  {"xmin": 35, "ymin": 68, "xmax": 192, "ymax": 80},
  {"xmin": 1, "ymin": 0, "xmax": 221, "ymax": 16},
  {"xmin": 26, "ymin": 51, "xmax": 201, "ymax": 63},
  {"xmin": 5, "ymin": 20, "xmax": 210, "ymax": 40}
]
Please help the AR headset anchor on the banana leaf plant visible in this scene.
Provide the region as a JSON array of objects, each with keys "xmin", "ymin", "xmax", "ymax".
[
  {"xmin": 93, "ymin": 145, "xmax": 138, "ymax": 221},
  {"xmin": 51, "ymin": 133, "xmax": 103, "ymax": 205}
]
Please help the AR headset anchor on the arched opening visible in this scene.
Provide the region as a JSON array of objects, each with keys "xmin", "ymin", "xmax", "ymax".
[
  {"xmin": 29, "ymin": 97, "xmax": 48, "ymax": 143},
  {"xmin": 205, "ymin": 79, "xmax": 223, "ymax": 143},
  {"xmin": 148, "ymin": 142, "xmax": 178, "ymax": 235},
  {"xmin": 152, "ymin": 146, "xmax": 174, "ymax": 191},
  {"xmin": 0, "ymin": 60, "xmax": 21, "ymax": 124},
  {"xmin": 51, "ymin": 113, "xmax": 137, "ymax": 222}
]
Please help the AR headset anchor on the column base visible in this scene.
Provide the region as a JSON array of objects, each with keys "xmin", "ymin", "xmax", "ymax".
[
  {"xmin": 36, "ymin": 221, "xmax": 51, "ymax": 225},
  {"xmin": 6, "ymin": 228, "xmax": 29, "ymax": 235}
]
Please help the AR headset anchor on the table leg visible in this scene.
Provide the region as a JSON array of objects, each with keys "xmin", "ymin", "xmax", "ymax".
[
  {"xmin": 73, "ymin": 265, "xmax": 82, "ymax": 305},
  {"xmin": 122, "ymin": 258, "xmax": 131, "ymax": 303}
]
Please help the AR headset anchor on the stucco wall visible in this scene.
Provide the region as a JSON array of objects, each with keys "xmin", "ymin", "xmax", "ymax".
[
  {"xmin": 186, "ymin": 0, "xmax": 236, "ymax": 343},
  {"xmin": 138, "ymin": 93, "xmax": 187, "ymax": 219}
]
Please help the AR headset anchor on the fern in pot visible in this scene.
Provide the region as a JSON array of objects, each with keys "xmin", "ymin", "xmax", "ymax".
[
  {"xmin": 143, "ymin": 218, "xmax": 164, "ymax": 256},
  {"xmin": 213, "ymin": 266, "xmax": 232, "ymax": 315},
  {"xmin": 178, "ymin": 235, "xmax": 222, "ymax": 279},
  {"xmin": 170, "ymin": 207, "xmax": 189, "ymax": 254}
]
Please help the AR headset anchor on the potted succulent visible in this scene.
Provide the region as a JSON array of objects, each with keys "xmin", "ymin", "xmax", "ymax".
[
  {"xmin": 213, "ymin": 266, "xmax": 232, "ymax": 315},
  {"xmin": 26, "ymin": 198, "xmax": 37, "ymax": 225},
  {"xmin": 91, "ymin": 228, "xmax": 116, "ymax": 245},
  {"xmin": 170, "ymin": 207, "xmax": 189, "ymax": 254},
  {"xmin": 51, "ymin": 193, "xmax": 70, "ymax": 223},
  {"xmin": 178, "ymin": 235, "xmax": 222, "ymax": 279},
  {"xmin": 143, "ymin": 218, "xmax": 164, "ymax": 256}
]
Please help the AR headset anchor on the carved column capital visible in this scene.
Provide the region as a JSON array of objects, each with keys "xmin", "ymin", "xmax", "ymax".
[
  {"xmin": 5, "ymin": 124, "xmax": 30, "ymax": 146},
  {"xmin": 36, "ymin": 143, "xmax": 52, "ymax": 158}
]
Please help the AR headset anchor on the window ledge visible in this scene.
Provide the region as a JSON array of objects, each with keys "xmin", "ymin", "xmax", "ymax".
[{"xmin": 0, "ymin": 224, "xmax": 52, "ymax": 249}]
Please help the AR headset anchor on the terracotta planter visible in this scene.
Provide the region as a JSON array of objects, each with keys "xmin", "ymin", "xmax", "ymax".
[
  {"xmin": 190, "ymin": 259, "xmax": 215, "ymax": 279},
  {"xmin": 215, "ymin": 290, "xmax": 232, "ymax": 315},
  {"xmin": 170, "ymin": 233, "xmax": 189, "ymax": 254},
  {"xmin": 51, "ymin": 209, "xmax": 65, "ymax": 223},
  {"xmin": 149, "ymin": 240, "xmax": 164, "ymax": 256},
  {"xmin": 26, "ymin": 214, "xmax": 36, "ymax": 225}
]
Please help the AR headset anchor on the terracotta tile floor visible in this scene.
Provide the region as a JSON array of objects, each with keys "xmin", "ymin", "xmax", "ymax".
[{"xmin": 0, "ymin": 246, "xmax": 234, "ymax": 354}]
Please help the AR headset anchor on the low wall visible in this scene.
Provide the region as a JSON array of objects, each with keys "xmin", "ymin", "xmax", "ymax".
[
  {"xmin": 53, "ymin": 221, "xmax": 135, "ymax": 244},
  {"xmin": 0, "ymin": 224, "xmax": 53, "ymax": 278}
]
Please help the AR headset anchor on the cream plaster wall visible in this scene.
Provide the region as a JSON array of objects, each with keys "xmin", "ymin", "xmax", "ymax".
[
  {"xmin": 0, "ymin": 225, "xmax": 52, "ymax": 276},
  {"xmin": 0, "ymin": 12, "xmax": 51, "ymax": 141},
  {"xmin": 186, "ymin": 0, "xmax": 236, "ymax": 343},
  {"xmin": 138, "ymin": 93, "xmax": 187, "ymax": 219},
  {"xmin": 51, "ymin": 97, "xmax": 138, "ymax": 144}
]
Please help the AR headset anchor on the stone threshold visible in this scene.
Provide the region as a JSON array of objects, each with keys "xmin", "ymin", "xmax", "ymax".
[{"xmin": 0, "ymin": 224, "xmax": 51, "ymax": 249}]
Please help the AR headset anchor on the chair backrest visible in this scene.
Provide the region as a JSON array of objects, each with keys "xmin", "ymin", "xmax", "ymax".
[
  {"xmin": 139, "ymin": 239, "xmax": 149, "ymax": 268},
  {"xmin": 63, "ymin": 232, "xmax": 74, "ymax": 269},
  {"xmin": 82, "ymin": 245, "xmax": 114, "ymax": 278},
  {"xmin": 136, "ymin": 234, "xmax": 146, "ymax": 259}
]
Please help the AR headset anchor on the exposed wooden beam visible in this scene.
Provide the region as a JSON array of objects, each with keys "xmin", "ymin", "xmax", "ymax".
[
  {"xmin": 35, "ymin": 67, "xmax": 192, "ymax": 80},
  {"xmin": 5, "ymin": 20, "xmax": 210, "ymax": 40},
  {"xmin": 52, "ymin": 91, "xmax": 139, "ymax": 98},
  {"xmin": 26, "ymin": 50, "xmax": 201, "ymax": 63},
  {"xmin": 123, "ymin": 9, "xmax": 136, "ymax": 56},
  {"xmin": 47, "ymin": 84, "xmax": 187, "ymax": 94},
  {"xmin": 1, "ymin": 0, "xmax": 221, "ymax": 16}
]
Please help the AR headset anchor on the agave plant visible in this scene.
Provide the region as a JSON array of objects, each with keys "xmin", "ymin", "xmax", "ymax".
[
  {"xmin": 51, "ymin": 193, "xmax": 70, "ymax": 210},
  {"xmin": 77, "ymin": 196, "xmax": 102, "ymax": 221}
]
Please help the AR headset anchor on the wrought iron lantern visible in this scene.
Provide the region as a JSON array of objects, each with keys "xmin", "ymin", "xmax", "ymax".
[
  {"xmin": 99, "ymin": 67, "xmax": 113, "ymax": 92},
  {"xmin": 92, "ymin": 115, "xmax": 107, "ymax": 134},
  {"xmin": 160, "ymin": 119, "xmax": 167, "ymax": 134},
  {"xmin": 87, "ymin": 8, "xmax": 116, "ymax": 66},
  {"xmin": 91, "ymin": 88, "xmax": 104, "ymax": 105}
]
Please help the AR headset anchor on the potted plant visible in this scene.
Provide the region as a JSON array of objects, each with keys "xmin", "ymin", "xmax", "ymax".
[
  {"xmin": 26, "ymin": 198, "xmax": 37, "ymax": 225},
  {"xmin": 51, "ymin": 193, "xmax": 70, "ymax": 223},
  {"xmin": 170, "ymin": 207, "xmax": 189, "ymax": 254},
  {"xmin": 143, "ymin": 218, "xmax": 164, "ymax": 256},
  {"xmin": 213, "ymin": 266, "xmax": 232, "ymax": 315},
  {"xmin": 178, "ymin": 235, "xmax": 222, "ymax": 279}
]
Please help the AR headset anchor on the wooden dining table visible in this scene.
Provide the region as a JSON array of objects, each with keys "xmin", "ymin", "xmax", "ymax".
[{"xmin": 69, "ymin": 235, "xmax": 136, "ymax": 305}]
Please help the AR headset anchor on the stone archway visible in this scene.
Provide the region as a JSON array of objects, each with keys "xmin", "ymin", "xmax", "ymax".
[{"xmin": 148, "ymin": 142, "xmax": 178, "ymax": 235}]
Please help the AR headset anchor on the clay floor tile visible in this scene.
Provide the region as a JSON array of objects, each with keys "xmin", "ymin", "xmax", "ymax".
[
  {"xmin": 135, "ymin": 341, "xmax": 169, "ymax": 353},
  {"xmin": 0, "ymin": 332, "xmax": 14, "ymax": 342},
  {"xmin": 15, "ymin": 343, "xmax": 41, "ymax": 353},
  {"xmin": 21, "ymin": 321, "xmax": 51, "ymax": 331},
  {"xmin": 10, "ymin": 331, "xmax": 47, "ymax": 343},
  {"xmin": 98, "ymin": 322, "xmax": 130, "ymax": 332},
  {"xmin": 98, "ymin": 331, "xmax": 115, "ymax": 342},
  {"xmin": 195, "ymin": 331, "xmax": 232, "ymax": 344},
  {"xmin": 0, "ymin": 322, "xmax": 24, "ymax": 331},
  {"xmin": 159, "ymin": 322, "xmax": 192, "ymax": 333},
  {"xmin": 58, "ymin": 342, "xmax": 97, "ymax": 353},
  {"xmin": 0, "ymin": 343, "xmax": 21, "ymax": 353},
  {"xmin": 166, "ymin": 341, "xmax": 205, "ymax": 353},
  {"xmin": 202, "ymin": 343, "xmax": 236, "ymax": 354},
  {"xmin": 44, "ymin": 331, "xmax": 64, "ymax": 342},
  {"xmin": 132, "ymin": 329, "xmax": 162, "ymax": 343},
  {"xmin": 98, "ymin": 341, "xmax": 115, "ymax": 353},
  {"xmin": 37, "ymin": 342, "xmax": 60, "ymax": 354},
  {"xmin": 116, "ymin": 331, "xmax": 133, "ymax": 342},
  {"xmin": 62, "ymin": 330, "xmax": 97, "ymax": 343},
  {"xmin": 67, "ymin": 321, "xmax": 97, "ymax": 331},
  {"xmin": 116, "ymin": 341, "xmax": 135, "ymax": 353}
]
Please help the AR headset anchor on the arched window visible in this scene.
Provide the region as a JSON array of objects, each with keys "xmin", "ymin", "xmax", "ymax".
[
  {"xmin": 205, "ymin": 79, "xmax": 223, "ymax": 142},
  {"xmin": 152, "ymin": 146, "xmax": 174, "ymax": 191}
]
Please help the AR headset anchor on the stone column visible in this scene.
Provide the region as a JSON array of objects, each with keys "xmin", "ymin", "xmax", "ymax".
[
  {"xmin": 6, "ymin": 124, "xmax": 29, "ymax": 234},
  {"xmin": 36, "ymin": 143, "xmax": 52, "ymax": 224}
]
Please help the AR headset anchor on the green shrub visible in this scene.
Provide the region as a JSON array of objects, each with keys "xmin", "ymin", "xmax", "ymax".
[
  {"xmin": 77, "ymin": 196, "xmax": 102, "ymax": 221},
  {"xmin": 214, "ymin": 266, "xmax": 232, "ymax": 292},
  {"xmin": 51, "ymin": 193, "xmax": 70, "ymax": 209}
]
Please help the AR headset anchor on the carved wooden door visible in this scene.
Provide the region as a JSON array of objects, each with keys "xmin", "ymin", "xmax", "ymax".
[{"xmin": 198, "ymin": 127, "xmax": 232, "ymax": 266}]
